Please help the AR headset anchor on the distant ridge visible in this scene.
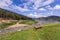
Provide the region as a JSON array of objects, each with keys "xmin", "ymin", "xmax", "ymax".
[
  {"xmin": 39, "ymin": 16, "xmax": 60, "ymax": 21},
  {"xmin": 0, "ymin": 8, "xmax": 32, "ymax": 20}
]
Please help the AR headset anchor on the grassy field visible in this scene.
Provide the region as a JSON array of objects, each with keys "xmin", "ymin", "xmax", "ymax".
[
  {"xmin": 0, "ymin": 22, "xmax": 60, "ymax": 40},
  {"xmin": 19, "ymin": 20, "xmax": 37, "ymax": 25},
  {"xmin": 0, "ymin": 21, "xmax": 18, "ymax": 29}
]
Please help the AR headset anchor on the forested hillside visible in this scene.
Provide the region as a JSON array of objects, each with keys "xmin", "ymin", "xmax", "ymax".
[{"xmin": 0, "ymin": 8, "xmax": 32, "ymax": 20}]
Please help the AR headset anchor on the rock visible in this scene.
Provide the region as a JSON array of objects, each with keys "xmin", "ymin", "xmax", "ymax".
[{"xmin": 33, "ymin": 23, "xmax": 43, "ymax": 29}]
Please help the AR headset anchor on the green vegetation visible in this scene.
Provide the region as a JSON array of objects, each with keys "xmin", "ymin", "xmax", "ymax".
[
  {"xmin": 0, "ymin": 8, "xmax": 32, "ymax": 20},
  {"xmin": 0, "ymin": 22, "xmax": 60, "ymax": 40},
  {"xmin": 19, "ymin": 20, "xmax": 37, "ymax": 25},
  {"xmin": 0, "ymin": 21, "xmax": 18, "ymax": 29}
]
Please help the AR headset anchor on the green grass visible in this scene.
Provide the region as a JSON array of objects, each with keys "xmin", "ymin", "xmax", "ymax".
[
  {"xmin": 0, "ymin": 22, "xmax": 60, "ymax": 40},
  {"xmin": 0, "ymin": 21, "xmax": 18, "ymax": 29},
  {"xmin": 19, "ymin": 20, "xmax": 37, "ymax": 25}
]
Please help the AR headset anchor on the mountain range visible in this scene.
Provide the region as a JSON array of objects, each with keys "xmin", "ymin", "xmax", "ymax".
[{"xmin": 39, "ymin": 16, "xmax": 60, "ymax": 21}]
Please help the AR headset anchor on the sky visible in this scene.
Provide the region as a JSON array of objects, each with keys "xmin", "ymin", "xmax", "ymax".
[{"xmin": 0, "ymin": 0, "xmax": 60, "ymax": 18}]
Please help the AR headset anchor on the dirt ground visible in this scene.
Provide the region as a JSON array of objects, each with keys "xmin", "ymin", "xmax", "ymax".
[
  {"xmin": 7, "ymin": 23, "xmax": 29, "ymax": 29},
  {"xmin": 0, "ymin": 19, "xmax": 17, "ymax": 24}
]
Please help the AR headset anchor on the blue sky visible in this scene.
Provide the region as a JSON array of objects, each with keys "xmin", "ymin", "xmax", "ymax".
[{"xmin": 0, "ymin": 0, "xmax": 60, "ymax": 18}]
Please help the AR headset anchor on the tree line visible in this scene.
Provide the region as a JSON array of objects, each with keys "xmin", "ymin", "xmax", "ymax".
[{"xmin": 0, "ymin": 8, "xmax": 32, "ymax": 20}]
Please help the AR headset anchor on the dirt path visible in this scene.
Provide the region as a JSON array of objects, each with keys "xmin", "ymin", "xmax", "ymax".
[
  {"xmin": 7, "ymin": 23, "xmax": 29, "ymax": 29},
  {"xmin": 0, "ymin": 23, "xmax": 29, "ymax": 34},
  {"xmin": 0, "ymin": 21, "xmax": 43, "ymax": 34}
]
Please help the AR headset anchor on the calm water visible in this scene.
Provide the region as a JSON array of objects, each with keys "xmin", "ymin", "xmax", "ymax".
[{"xmin": 35, "ymin": 19, "xmax": 58, "ymax": 24}]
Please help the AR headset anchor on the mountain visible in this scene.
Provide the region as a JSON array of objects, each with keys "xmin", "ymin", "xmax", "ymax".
[
  {"xmin": 39, "ymin": 16, "xmax": 60, "ymax": 21},
  {"xmin": 0, "ymin": 8, "xmax": 32, "ymax": 20}
]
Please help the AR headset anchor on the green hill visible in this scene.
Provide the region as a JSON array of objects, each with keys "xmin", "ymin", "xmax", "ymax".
[{"xmin": 0, "ymin": 8, "xmax": 32, "ymax": 20}]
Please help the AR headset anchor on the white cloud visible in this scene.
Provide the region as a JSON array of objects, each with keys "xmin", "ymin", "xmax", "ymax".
[
  {"xmin": 0, "ymin": 0, "xmax": 30, "ymax": 12},
  {"xmin": 27, "ymin": 12, "xmax": 46, "ymax": 18},
  {"xmin": 0, "ymin": 0, "xmax": 12, "ymax": 8},
  {"xmin": 33, "ymin": 0, "xmax": 43, "ymax": 9},
  {"xmin": 45, "ymin": 5, "xmax": 53, "ymax": 10},
  {"xmin": 0, "ymin": 0, "xmax": 55, "ymax": 12},
  {"xmin": 22, "ymin": 0, "xmax": 54, "ymax": 9},
  {"xmin": 27, "ymin": 0, "xmax": 54, "ymax": 9},
  {"xmin": 42, "ymin": 0, "xmax": 54, "ymax": 7},
  {"xmin": 54, "ymin": 5, "xmax": 60, "ymax": 9},
  {"xmin": 10, "ymin": 5, "xmax": 30, "ymax": 12},
  {"xmin": 46, "ymin": 5, "xmax": 60, "ymax": 10},
  {"xmin": 39, "ymin": 8, "xmax": 46, "ymax": 11},
  {"xmin": 0, "ymin": 0, "xmax": 56, "ymax": 18}
]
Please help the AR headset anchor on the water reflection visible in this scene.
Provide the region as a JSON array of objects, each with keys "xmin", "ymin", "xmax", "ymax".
[{"xmin": 35, "ymin": 19, "xmax": 58, "ymax": 24}]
